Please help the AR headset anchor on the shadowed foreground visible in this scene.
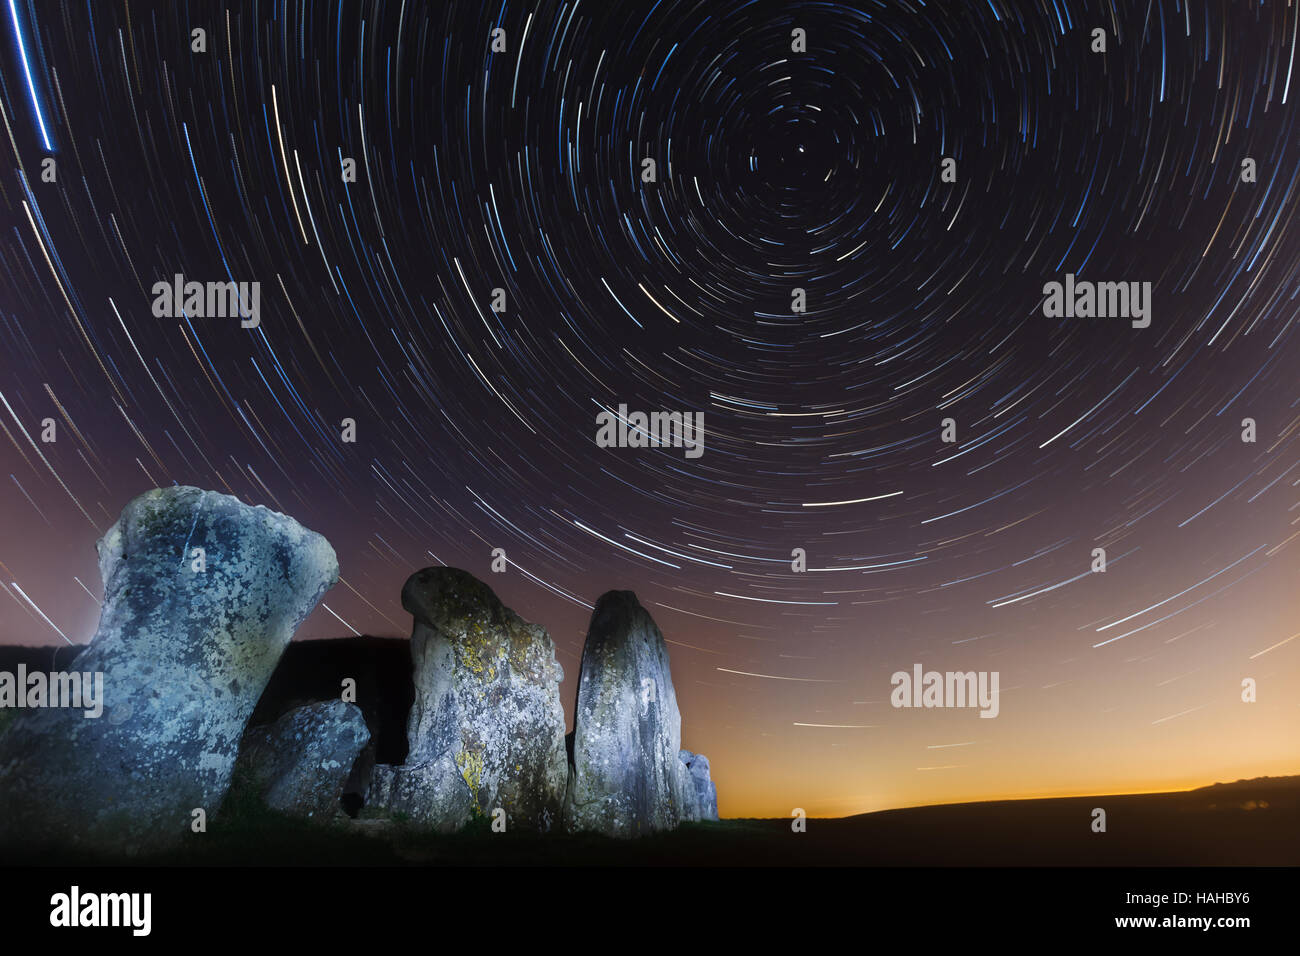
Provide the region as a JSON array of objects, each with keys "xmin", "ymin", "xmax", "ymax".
[{"xmin": 4, "ymin": 775, "xmax": 1295, "ymax": 866}]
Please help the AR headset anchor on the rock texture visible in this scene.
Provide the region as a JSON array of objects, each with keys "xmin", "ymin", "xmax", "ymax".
[
  {"xmin": 365, "ymin": 568, "xmax": 567, "ymax": 832},
  {"xmin": 678, "ymin": 749, "xmax": 719, "ymax": 822},
  {"xmin": 243, "ymin": 635, "xmax": 414, "ymax": 816},
  {"xmin": 565, "ymin": 590, "xmax": 690, "ymax": 836},
  {"xmin": 0, "ymin": 486, "xmax": 337, "ymax": 854},
  {"xmin": 231, "ymin": 700, "xmax": 369, "ymax": 820},
  {"xmin": 248, "ymin": 636, "xmax": 413, "ymax": 764}
]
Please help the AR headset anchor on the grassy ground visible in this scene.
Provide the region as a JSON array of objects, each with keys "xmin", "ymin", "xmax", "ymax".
[
  {"xmin": 5, "ymin": 776, "xmax": 1298, "ymax": 866},
  {"xmin": 373, "ymin": 786, "xmax": 1297, "ymax": 866}
]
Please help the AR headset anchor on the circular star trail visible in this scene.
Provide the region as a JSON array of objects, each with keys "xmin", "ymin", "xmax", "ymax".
[{"xmin": 1, "ymin": 1, "xmax": 1297, "ymax": 814}]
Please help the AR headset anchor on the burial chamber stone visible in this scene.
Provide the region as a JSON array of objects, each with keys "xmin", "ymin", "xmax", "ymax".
[
  {"xmin": 678, "ymin": 749, "xmax": 719, "ymax": 822},
  {"xmin": 0, "ymin": 486, "xmax": 338, "ymax": 854},
  {"xmin": 565, "ymin": 590, "xmax": 691, "ymax": 836},
  {"xmin": 231, "ymin": 700, "xmax": 369, "ymax": 821},
  {"xmin": 364, "ymin": 568, "xmax": 568, "ymax": 832}
]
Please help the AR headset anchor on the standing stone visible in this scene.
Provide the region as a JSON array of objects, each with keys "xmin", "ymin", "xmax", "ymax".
[
  {"xmin": 678, "ymin": 749, "xmax": 719, "ymax": 822},
  {"xmin": 231, "ymin": 700, "xmax": 369, "ymax": 821},
  {"xmin": 365, "ymin": 568, "xmax": 567, "ymax": 832},
  {"xmin": 566, "ymin": 591, "xmax": 690, "ymax": 836},
  {"xmin": 0, "ymin": 486, "xmax": 338, "ymax": 854}
]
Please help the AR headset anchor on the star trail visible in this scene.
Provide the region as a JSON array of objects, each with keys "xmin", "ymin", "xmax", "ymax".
[{"xmin": 0, "ymin": 1, "xmax": 1296, "ymax": 816}]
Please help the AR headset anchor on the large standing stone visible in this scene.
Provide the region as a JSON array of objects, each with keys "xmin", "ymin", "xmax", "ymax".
[
  {"xmin": 231, "ymin": 700, "xmax": 369, "ymax": 821},
  {"xmin": 678, "ymin": 749, "xmax": 719, "ymax": 822},
  {"xmin": 0, "ymin": 486, "xmax": 338, "ymax": 854},
  {"xmin": 565, "ymin": 591, "xmax": 690, "ymax": 836},
  {"xmin": 364, "ymin": 568, "xmax": 567, "ymax": 832}
]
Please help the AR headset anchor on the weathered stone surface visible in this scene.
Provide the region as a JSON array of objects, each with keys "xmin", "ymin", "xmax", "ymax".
[
  {"xmin": 249, "ymin": 636, "xmax": 413, "ymax": 764},
  {"xmin": 364, "ymin": 568, "xmax": 567, "ymax": 832},
  {"xmin": 565, "ymin": 591, "xmax": 690, "ymax": 836},
  {"xmin": 231, "ymin": 700, "xmax": 369, "ymax": 820},
  {"xmin": 679, "ymin": 749, "xmax": 719, "ymax": 822},
  {"xmin": 0, "ymin": 486, "xmax": 338, "ymax": 854}
]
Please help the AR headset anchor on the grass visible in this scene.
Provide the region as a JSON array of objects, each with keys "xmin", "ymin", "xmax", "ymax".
[{"xmin": 6, "ymin": 776, "xmax": 1298, "ymax": 866}]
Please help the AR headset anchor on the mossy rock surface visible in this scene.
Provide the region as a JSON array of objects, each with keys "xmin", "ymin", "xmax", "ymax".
[{"xmin": 365, "ymin": 567, "xmax": 568, "ymax": 833}]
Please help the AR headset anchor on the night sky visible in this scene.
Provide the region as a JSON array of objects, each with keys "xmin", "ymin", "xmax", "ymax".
[{"xmin": 0, "ymin": 1, "xmax": 1297, "ymax": 818}]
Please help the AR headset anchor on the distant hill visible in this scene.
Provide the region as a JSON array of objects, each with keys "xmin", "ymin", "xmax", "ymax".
[
  {"xmin": 6, "ymin": 779, "xmax": 1297, "ymax": 866},
  {"xmin": 797, "ymin": 776, "xmax": 1300, "ymax": 866},
  {"xmin": 1192, "ymin": 775, "xmax": 1300, "ymax": 796},
  {"xmin": 0, "ymin": 644, "xmax": 83, "ymax": 674}
]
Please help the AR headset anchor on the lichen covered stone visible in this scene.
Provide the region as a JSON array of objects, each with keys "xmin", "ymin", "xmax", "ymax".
[
  {"xmin": 0, "ymin": 486, "xmax": 338, "ymax": 854},
  {"xmin": 232, "ymin": 700, "xmax": 369, "ymax": 820},
  {"xmin": 565, "ymin": 591, "xmax": 691, "ymax": 836},
  {"xmin": 365, "ymin": 568, "xmax": 567, "ymax": 832}
]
